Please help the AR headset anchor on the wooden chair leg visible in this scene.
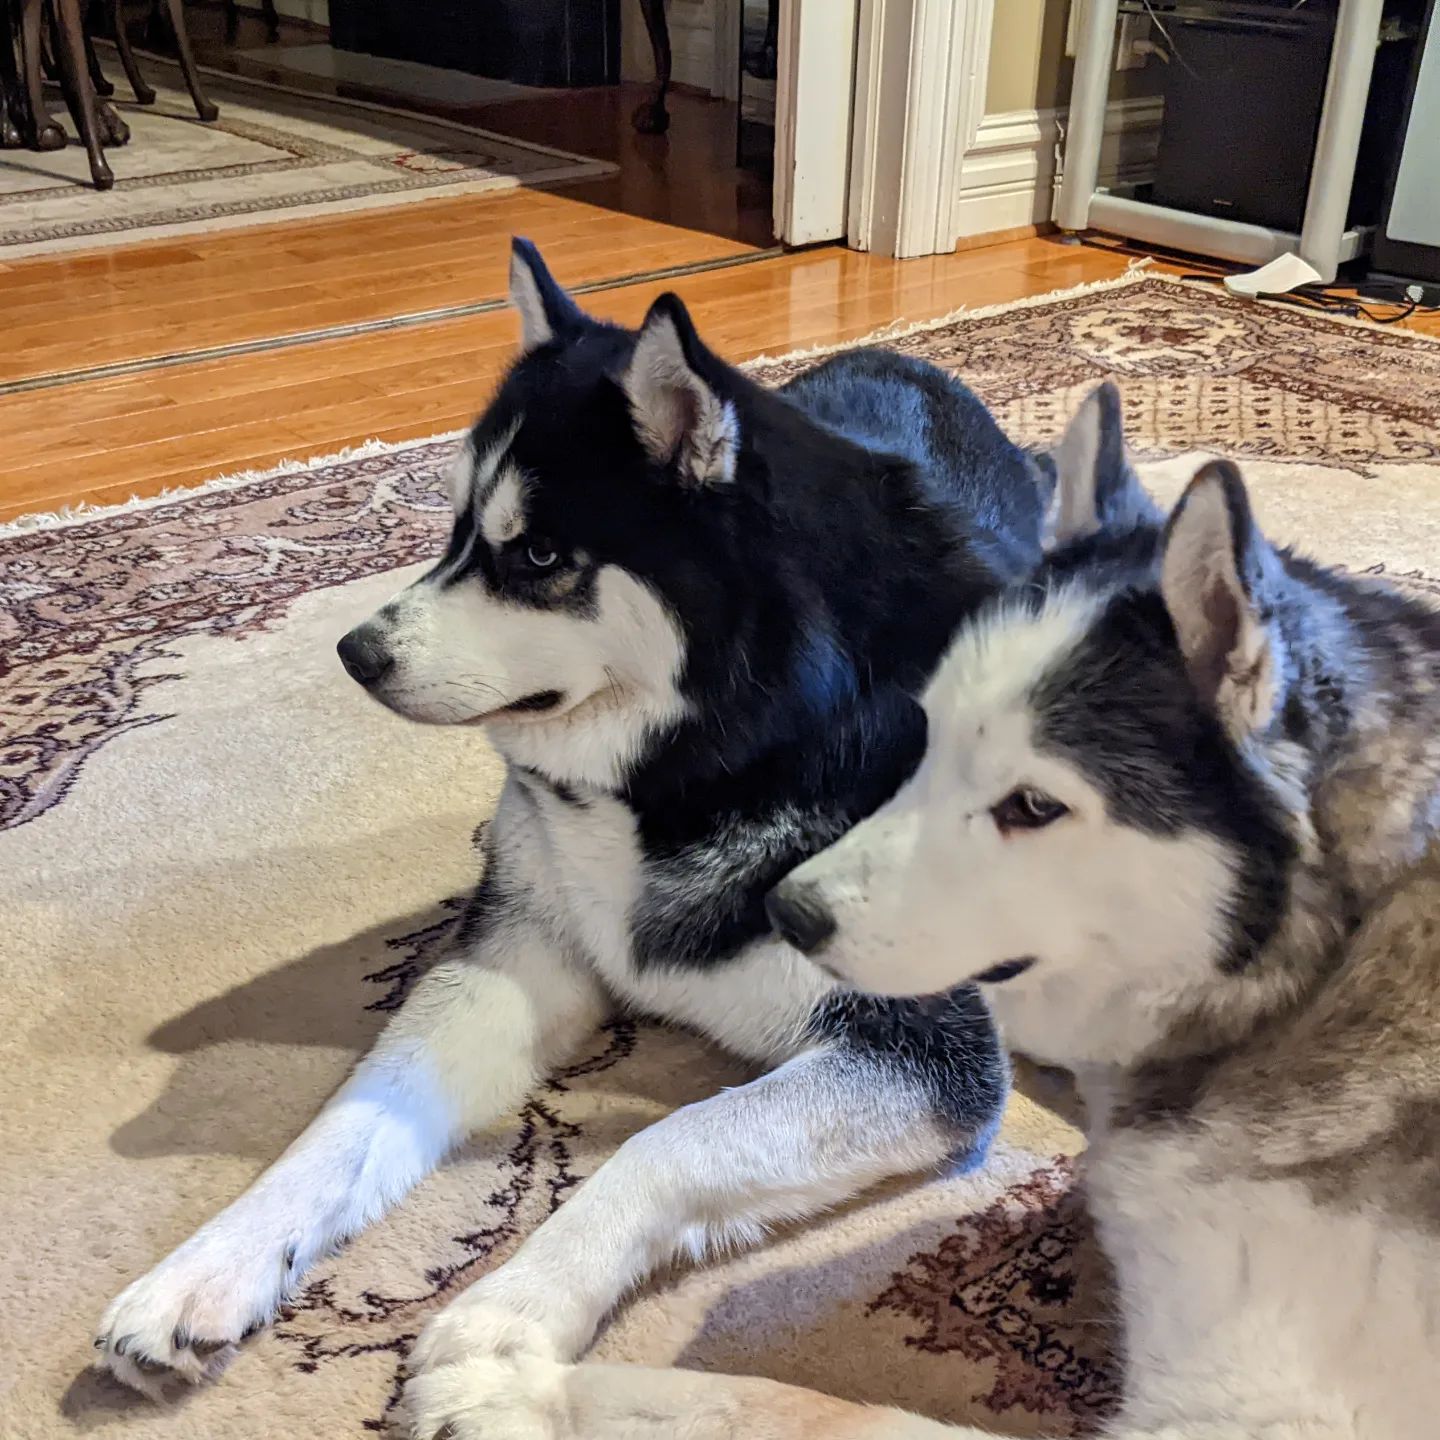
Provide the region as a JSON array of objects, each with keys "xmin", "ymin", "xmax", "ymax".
[
  {"xmin": 161, "ymin": 0, "xmax": 216, "ymax": 121},
  {"xmin": 82, "ymin": 13, "xmax": 113, "ymax": 94},
  {"xmin": 111, "ymin": 0, "xmax": 155, "ymax": 103},
  {"xmin": 49, "ymin": 0, "xmax": 114, "ymax": 187},
  {"xmin": 262, "ymin": 0, "xmax": 278, "ymax": 41},
  {"xmin": 0, "ymin": 87, "xmax": 18, "ymax": 149},
  {"xmin": 0, "ymin": 26, "xmax": 21, "ymax": 147},
  {"xmin": 631, "ymin": 0, "xmax": 671, "ymax": 134},
  {"xmin": 57, "ymin": 31, "xmax": 129, "ymax": 145},
  {"xmin": 19, "ymin": 0, "xmax": 66, "ymax": 149},
  {"xmin": 3, "ymin": 2, "xmax": 27, "ymax": 146},
  {"xmin": 761, "ymin": 0, "xmax": 778, "ymax": 78}
]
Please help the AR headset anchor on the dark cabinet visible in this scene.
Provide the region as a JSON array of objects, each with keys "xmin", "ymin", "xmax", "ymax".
[{"xmin": 329, "ymin": 0, "xmax": 622, "ymax": 87}]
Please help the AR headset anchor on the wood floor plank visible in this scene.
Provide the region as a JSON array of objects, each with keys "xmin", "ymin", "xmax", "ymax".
[
  {"xmin": 4, "ymin": 203, "xmax": 1436, "ymax": 526},
  {"xmin": 2, "ymin": 192, "xmax": 761, "ymax": 383},
  {"xmin": 0, "ymin": 251, "xmax": 1069, "ymax": 521}
]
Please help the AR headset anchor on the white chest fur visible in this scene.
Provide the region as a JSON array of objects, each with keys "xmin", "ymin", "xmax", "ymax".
[
  {"xmin": 487, "ymin": 774, "xmax": 644, "ymax": 987},
  {"xmin": 1090, "ymin": 1131, "xmax": 1440, "ymax": 1438},
  {"xmin": 486, "ymin": 775, "xmax": 831, "ymax": 1064}
]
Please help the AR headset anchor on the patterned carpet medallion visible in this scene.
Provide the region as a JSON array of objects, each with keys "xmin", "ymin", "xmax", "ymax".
[{"xmin": 3, "ymin": 274, "xmax": 1438, "ymax": 1438}]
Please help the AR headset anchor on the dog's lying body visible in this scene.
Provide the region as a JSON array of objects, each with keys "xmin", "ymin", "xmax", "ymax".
[
  {"xmin": 410, "ymin": 456, "xmax": 1440, "ymax": 1436},
  {"xmin": 93, "ymin": 242, "xmax": 1097, "ymax": 1429}
]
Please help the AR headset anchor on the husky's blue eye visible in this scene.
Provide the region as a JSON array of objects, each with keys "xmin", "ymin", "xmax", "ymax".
[
  {"xmin": 524, "ymin": 542, "xmax": 558, "ymax": 569},
  {"xmin": 991, "ymin": 788, "xmax": 1068, "ymax": 833}
]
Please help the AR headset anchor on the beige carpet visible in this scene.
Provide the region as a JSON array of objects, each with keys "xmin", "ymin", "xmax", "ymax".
[
  {"xmin": 0, "ymin": 53, "xmax": 615, "ymax": 258},
  {"xmin": 4, "ymin": 274, "xmax": 1440, "ymax": 1439}
]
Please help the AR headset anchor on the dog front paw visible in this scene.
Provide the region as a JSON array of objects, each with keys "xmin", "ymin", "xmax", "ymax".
[
  {"xmin": 410, "ymin": 1297, "xmax": 562, "ymax": 1375},
  {"xmin": 404, "ymin": 1356, "xmax": 569, "ymax": 1440},
  {"xmin": 409, "ymin": 1270, "xmax": 591, "ymax": 1379},
  {"xmin": 95, "ymin": 1225, "xmax": 298, "ymax": 1396}
]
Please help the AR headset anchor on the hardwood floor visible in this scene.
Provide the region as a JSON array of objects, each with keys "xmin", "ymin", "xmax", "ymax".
[
  {"xmin": 142, "ymin": 3, "xmax": 776, "ymax": 251},
  {"xmin": 0, "ymin": 227, "xmax": 1138, "ymax": 521},
  {"xmin": 0, "ymin": 190, "xmax": 765, "ymax": 386},
  {"xmin": 3, "ymin": 181, "xmax": 1437, "ymax": 524}
]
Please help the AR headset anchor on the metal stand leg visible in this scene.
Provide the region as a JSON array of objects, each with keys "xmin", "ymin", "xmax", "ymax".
[
  {"xmin": 1225, "ymin": 0, "xmax": 1384, "ymax": 295},
  {"xmin": 1299, "ymin": 0, "xmax": 1384, "ymax": 281},
  {"xmin": 1055, "ymin": 0, "xmax": 1118, "ymax": 233}
]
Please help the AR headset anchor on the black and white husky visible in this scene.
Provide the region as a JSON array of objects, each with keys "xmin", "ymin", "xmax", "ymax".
[
  {"xmin": 95, "ymin": 241, "xmax": 1094, "ymax": 1426},
  {"xmin": 540, "ymin": 451, "xmax": 1440, "ymax": 1438}
]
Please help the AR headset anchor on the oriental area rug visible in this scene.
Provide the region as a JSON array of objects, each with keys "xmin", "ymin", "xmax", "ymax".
[
  {"xmin": 0, "ymin": 53, "xmax": 615, "ymax": 258},
  {"xmin": 4, "ymin": 273, "xmax": 1439, "ymax": 1438}
]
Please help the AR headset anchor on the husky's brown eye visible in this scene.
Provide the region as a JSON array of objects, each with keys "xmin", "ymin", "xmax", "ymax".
[
  {"xmin": 991, "ymin": 788, "xmax": 1069, "ymax": 833},
  {"xmin": 523, "ymin": 541, "xmax": 558, "ymax": 570}
]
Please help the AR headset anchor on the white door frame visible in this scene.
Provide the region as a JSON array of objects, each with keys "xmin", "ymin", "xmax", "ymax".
[
  {"xmin": 773, "ymin": 0, "xmax": 861, "ymax": 246},
  {"xmin": 847, "ymin": 0, "xmax": 995, "ymax": 257}
]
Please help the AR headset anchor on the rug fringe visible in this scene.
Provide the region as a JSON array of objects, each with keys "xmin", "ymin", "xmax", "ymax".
[{"xmin": 0, "ymin": 431, "xmax": 464, "ymax": 538}]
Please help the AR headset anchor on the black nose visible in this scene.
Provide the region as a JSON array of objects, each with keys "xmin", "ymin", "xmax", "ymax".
[
  {"xmin": 337, "ymin": 627, "xmax": 393, "ymax": 688},
  {"xmin": 765, "ymin": 881, "xmax": 837, "ymax": 956}
]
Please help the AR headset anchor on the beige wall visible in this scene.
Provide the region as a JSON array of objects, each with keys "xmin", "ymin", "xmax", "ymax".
[
  {"xmin": 986, "ymin": 0, "xmax": 1072, "ymax": 113},
  {"xmin": 985, "ymin": 0, "xmax": 1162, "ymax": 116}
]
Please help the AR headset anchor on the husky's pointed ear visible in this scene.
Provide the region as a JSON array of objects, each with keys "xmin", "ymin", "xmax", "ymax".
[
  {"xmin": 1161, "ymin": 461, "xmax": 1283, "ymax": 737},
  {"xmin": 1043, "ymin": 382, "xmax": 1157, "ymax": 550},
  {"xmin": 622, "ymin": 293, "xmax": 738, "ymax": 488},
  {"xmin": 509, "ymin": 237, "xmax": 586, "ymax": 354}
]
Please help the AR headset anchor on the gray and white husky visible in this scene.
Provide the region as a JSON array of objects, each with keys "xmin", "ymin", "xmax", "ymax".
[
  {"xmin": 94, "ymin": 241, "xmax": 1108, "ymax": 1431},
  {"xmin": 492, "ymin": 452, "xmax": 1440, "ymax": 1437}
]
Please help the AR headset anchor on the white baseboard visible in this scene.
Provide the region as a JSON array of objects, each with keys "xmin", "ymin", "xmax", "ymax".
[{"xmin": 953, "ymin": 95, "xmax": 1163, "ymax": 240}]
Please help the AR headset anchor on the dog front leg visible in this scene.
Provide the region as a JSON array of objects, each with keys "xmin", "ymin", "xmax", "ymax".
[
  {"xmin": 408, "ymin": 1358, "xmax": 1347, "ymax": 1440},
  {"xmin": 408, "ymin": 1358, "xmax": 966, "ymax": 1440},
  {"xmin": 403, "ymin": 1037, "xmax": 989, "ymax": 1430},
  {"xmin": 95, "ymin": 913, "xmax": 604, "ymax": 1397}
]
